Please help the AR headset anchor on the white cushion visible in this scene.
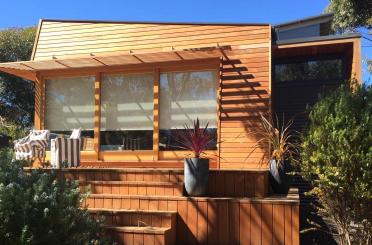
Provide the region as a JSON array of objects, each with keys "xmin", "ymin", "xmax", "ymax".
[
  {"xmin": 29, "ymin": 131, "xmax": 48, "ymax": 141},
  {"xmin": 70, "ymin": 128, "xmax": 81, "ymax": 139}
]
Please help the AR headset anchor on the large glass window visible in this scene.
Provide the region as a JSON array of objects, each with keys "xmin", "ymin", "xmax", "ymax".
[
  {"xmin": 45, "ymin": 76, "xmax": 95, "ymax": 150},
  {"xmin": 273, "ymin": 56, "xmax": 346, "ymax": 133},
  {"xmin": 275, "ymin": 58, "xmax": 344, "ymax": 82},
  {"xmin": 100, "ymin": 73, "xmax": 154, "ymax": 151},
  {"xmin": 159, "ymin": 71, "xmax": 217, "ymax": 150}
]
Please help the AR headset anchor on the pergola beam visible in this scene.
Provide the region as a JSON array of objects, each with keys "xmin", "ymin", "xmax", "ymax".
[
  {"xmin": 54, "ymin": 60, "xmax": 71, "ymax": 68},
  {"xmin": 174, "ymin": 51, "xmax": 184, "ymax": 60},
  {"xmin": 92, "ymin": 57, "xmax": 108, "ymax": 66},
  {"xmin": 0, "ymin": 45, "xmax": 228, "ymax": 76},
  {"xmin": 132, "ymin": 54, "xmax": 144, "ymax": 63},
  {"xmin": 20, "ymin": 63, "xmax": 36, "ymax": 70}
]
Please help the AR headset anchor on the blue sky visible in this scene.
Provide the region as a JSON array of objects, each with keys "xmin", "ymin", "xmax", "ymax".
[{"xmin": 0, "ymin": 0, "xmax": 370, "ymax": 81}]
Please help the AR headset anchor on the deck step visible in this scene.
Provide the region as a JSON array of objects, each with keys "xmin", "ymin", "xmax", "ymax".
[
  {"xmin": 81, "ymin": 180, "xmax": 184, "ymax": 196},
  {"xmin": 85, "ymin": 194, "xmax": 180, "ymax": 211},
  {"xmin": 105, "ymin": 226, "xmax": 175, "ymax": 245},
  {"xmin": 25, "ymin": 167, "xmax": 270, "ymax": 198},
  {"xmin": 81, "ymin": 160, "xmax": 218, "ymax": 169},
  {"xmin": 89, "ymin": 208, "xmax": 177, "ymax": 228},
  {"xmin": 61, "ymin": 168, "xmax": 184, "ymax": 183}
]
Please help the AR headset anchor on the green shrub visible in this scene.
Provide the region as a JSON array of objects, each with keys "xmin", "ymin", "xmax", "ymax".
[
  {"xmin": 0, "ymin": 149, "xmax": 112, "ymax": 244},
  {"xmin": 0, "ymin": 116, "xmax": 28, "ymax": 144},
  {"xmin": 300, "ymin": 81, "xmax": 372, "ymax": 245}
]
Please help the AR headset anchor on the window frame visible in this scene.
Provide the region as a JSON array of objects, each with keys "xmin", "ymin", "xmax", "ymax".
[
  {"xmin": 40, "ymin": 58, "xmax": 221, "ymax": 161},
  {"xmin": 99, "ymin": 72, "xmax": 155, "ymax": 152},
  {"xmin": 273, "ymin": 54, "xmax": 347, "ymax": 84},
  {"xmin": 44, "ymin": 75, "xmax": 96, "ymax": 151},
  {"xmin": 158, "ymin": 69, "xmax": 219, "ymax": 152}
]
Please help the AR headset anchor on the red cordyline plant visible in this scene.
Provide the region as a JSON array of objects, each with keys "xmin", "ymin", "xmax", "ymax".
[{"xmin": 174, "ymin": 118, "xmax": 215, "ymax": 158}]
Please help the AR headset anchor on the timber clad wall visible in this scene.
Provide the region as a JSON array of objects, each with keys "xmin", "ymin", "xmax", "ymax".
[
  {"xmin": 85, "ymin": 196, "xmax": 299, "ymax": 245},
  {"xmin": 33, "ymin": 22, "xmax": 270, "ymax": 61},
  {"xmin": 33, "ymin": 21, "xmax": 272, "ymax": 169}
]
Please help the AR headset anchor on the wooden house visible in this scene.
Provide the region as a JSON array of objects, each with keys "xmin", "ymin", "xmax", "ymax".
[{"xmin": 0, "ymin": 15, "xmax": 361, "ymax": 245}]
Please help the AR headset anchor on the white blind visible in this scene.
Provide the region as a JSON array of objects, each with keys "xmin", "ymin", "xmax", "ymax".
[
  {"xmin": 100, "ymin": 73, "xmax": 154, "ymax": 131},
  {"xmin": 159, "ymin": 71, "xmax": 217, "ymax": 129},
  {"xmin": 45, "ymin": 76, "xmax": 95, "ymax": 131}
]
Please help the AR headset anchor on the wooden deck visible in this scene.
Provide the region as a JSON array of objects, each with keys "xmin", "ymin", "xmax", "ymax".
[
  {"xmin": 80, "ymin": 160, "xmax": 218, "ymax": 169},
  {"xmin": 26, "ymin": 167, "xmax": 299, "ymax": 244},
  {"xmin": 34, "ymin": 167, "xmax": 270, "ymax": 198}
]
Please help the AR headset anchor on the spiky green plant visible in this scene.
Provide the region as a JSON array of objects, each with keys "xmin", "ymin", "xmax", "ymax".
[{"xmin": 251, "ymin": 114, "xmax": 299, "ymax": 167}]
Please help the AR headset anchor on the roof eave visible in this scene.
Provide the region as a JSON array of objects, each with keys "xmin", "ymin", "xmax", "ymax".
[
  {"xmin": 274, "ymin": 33, "xmax": 361, "ymax": 46},
  {"xmin": 0, "ymin": 67, "xmax": 37, "ymax": 81},
  {"xmin": 274, "ymin": 13, "xmax": 334, "ymax": 29},
  {"xmin": 40, "ymin": 18, "xmax": 271, "ymax": 26}
]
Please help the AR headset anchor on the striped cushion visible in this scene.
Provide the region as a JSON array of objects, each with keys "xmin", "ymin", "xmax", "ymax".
[
  {"xmin": 14, "ymin": 130, "xmax": 49, "ymax": 161},
  {"xmin": 15, "ymin": 146, "xmax": 45, "ymax": 160},
  {"xmin": 51, "ymin": 138, "xmax": 81, "ymax": 168}
]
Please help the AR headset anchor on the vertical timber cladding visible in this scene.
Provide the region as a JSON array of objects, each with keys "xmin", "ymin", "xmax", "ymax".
[{"xmin": 33, "ymin": 21, "xmax": 272, "ymax": 168}]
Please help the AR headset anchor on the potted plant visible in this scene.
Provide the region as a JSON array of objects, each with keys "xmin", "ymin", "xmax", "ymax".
[
  {"xmin": 254, "ymin": 114, "xmax": 299, "ymax": 194},
  {"xmin": 175, "ymin": 118, "xmax": 215, "ymax": 196}
]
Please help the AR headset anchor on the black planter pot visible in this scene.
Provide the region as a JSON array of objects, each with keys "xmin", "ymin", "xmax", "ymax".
[
  {"xmin": 269, "ymin": 159, "xmax": 291, "ymax": 194},
  {"xmin": 184, "ymin": 158, "xmax": 209, "ymax": 196}
]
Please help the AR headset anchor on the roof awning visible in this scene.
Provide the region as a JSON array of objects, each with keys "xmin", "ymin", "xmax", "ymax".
[{"xmin": 0, "ymin": 46, "xmax": 228, "ymax": 81}]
